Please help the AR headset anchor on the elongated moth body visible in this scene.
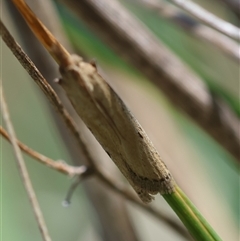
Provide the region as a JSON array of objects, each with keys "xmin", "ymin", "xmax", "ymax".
[
  {"xmin": 59, "ymin": 55, "xmax": 176, "ymax": 203},
  {"xmin": 12, "ymin": 0, "xmax": 176, "ymax": 203}
]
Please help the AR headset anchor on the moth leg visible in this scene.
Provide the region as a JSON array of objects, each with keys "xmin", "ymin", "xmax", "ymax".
[{"xmin": 134, "ymin": 186, "xmax": 154, "ymax": 204}]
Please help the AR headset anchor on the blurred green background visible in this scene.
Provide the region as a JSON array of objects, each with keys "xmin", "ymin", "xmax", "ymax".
[{"xmin": 1, "ymin": 0, "xmax": 239, "ymax": 240}]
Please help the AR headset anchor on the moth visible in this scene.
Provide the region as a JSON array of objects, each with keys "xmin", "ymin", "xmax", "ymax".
[
  {"xmin": 13, "ymin": 0, "xmax": 176, "ymax": 203},
  {"xmin": 58, "ymin": 55, "xmax": 176, "ymax": 203}
]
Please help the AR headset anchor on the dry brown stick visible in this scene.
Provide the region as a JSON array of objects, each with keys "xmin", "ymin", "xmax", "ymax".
[
  {"xmin": 136, "ymin": 0, "xmax": 240, "ymax": 62},
  {"xmin": 59, "ymin": 0, "xmax": 240, "ymax": 161},
  {"xmin": 0, "ymin": 82, "xmax": 52, "ymax": 241},
  {"xmin": 0, "ymin": 17, "xmax": 190, "ymax": 238},
  {"xmin": 0, "ymin": 125, "xmax": 190, "ymax": 239},
  {"xmin": 169, "ymin": 0, "xmax": 240, "ymax": 40}
]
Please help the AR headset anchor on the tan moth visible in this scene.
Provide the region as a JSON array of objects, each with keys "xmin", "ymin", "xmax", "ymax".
[
  {"xmin": 58, "ymin": 55, "xmax": 176, "ymax": 203},
  {"xmin": 13, "ymin": 0, "xmax": 176, "ymax": 203}
]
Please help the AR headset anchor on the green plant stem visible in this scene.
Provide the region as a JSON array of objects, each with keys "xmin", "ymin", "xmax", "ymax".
[{"xmin": 163, "ymin": 186, "xmax": 222, "ymax": 241}]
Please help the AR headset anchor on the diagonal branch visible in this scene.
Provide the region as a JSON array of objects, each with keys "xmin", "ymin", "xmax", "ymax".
[
  {"xmin": 58, "ymin": 0, "xmax": 240, "ymax": 161},
  {"xmin": 0, "ymin": 81, "xmax": 52, "ymax": 241}
]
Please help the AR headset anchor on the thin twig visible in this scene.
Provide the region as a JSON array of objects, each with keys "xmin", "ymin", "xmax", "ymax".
[
  {"xmin": 59, "ymin": 0, "xmax": 240, "ymax": 161},
  {"xmin": 136, "ymin": 0, "xmax": 240, "ymax": 62},
  {"xmin": 169, "ymin": 0, "xmax": 240, "ymax": 40},
  {"xmin": 0, "ymin": 20, "xmax": 190, "ymax": 238},
  {"xmin": 0, "ymin": 126, "xmax": 91, "ymax": 176},
  {"xmin": 0, "ymin": 82, "xmax": 52, "ymax": 241},
  {"xmin": 0, "ymin": 125, "xmax": 190, "ymax": 239}
]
